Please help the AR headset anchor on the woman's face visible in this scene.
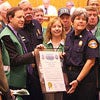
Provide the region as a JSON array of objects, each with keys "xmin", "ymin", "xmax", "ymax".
[
  {"xmin": 51, "ymin": 20, "xmax": 63, "ymax": 37},
  {"xmin": 73, "ymin": 14, "xmax": 87, "ymax": 33}
]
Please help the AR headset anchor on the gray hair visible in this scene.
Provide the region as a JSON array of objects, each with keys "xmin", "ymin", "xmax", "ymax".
[{"xmin": 71, "ymin": 7, "xmax": 88, "ymax": 23}]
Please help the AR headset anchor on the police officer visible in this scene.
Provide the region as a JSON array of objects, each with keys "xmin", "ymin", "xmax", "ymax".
[
  {"xmin": 18, "ymin": 1, "xmax": 43, "ymax": 100},
  {"xmin": 63, "ymin": 8, "xmax": 99, "ymax": 100}
]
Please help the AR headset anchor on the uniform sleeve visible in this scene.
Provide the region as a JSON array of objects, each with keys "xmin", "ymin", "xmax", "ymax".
[{"xmin": 85, "ymin": 37, "xmax": 99, "ymax": 59}]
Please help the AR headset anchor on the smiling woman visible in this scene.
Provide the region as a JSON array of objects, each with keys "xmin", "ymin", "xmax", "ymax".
[
  {"xmin": 63, "ymin": 7, "xmax": 99, "ymax": 100},
  {"xmin": 43, "ymin": 17, "xmax": 66, "ymax": 100}
]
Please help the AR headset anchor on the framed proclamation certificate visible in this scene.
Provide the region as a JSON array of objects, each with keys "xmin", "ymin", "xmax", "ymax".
[{"xmin": 35, "ymin": 50, "xmax": 66, "ymax": 93}]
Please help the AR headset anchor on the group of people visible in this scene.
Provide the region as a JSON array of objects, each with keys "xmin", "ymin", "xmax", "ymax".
[{"xmin": 0, "ymin": 0, "xmax": 100, "ymax": 100}]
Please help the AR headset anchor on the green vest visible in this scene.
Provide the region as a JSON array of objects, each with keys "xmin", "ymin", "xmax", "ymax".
[{"xmin": 0, "ymin": 27, "xmax": 27, "ymax": 88}]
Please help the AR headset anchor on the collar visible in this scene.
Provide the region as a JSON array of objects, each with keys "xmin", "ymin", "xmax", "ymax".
[
  {"xmin": 87, "ymin": 26, "xmax": 97, "ymax": 35},
  {"xmin": 69, "ymin": 29, "xmax": 87, "ymax": 39},
  {"xmin": 8, "ymin": 24, "xmax": 18, "ymax": 35},
  {"xmin": 91, "ymin": 26, "xmax": 97, "ymax": 35}
]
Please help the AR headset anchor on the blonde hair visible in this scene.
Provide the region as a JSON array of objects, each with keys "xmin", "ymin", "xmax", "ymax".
[{"xmin": 44, "ymin": 17, "xmax": 66, "ymax": 43}]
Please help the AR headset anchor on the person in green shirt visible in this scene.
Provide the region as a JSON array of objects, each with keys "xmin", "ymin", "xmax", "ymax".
[{"xmin": 43, "ymin": 17, "xmax": 66, "ymax": 100}]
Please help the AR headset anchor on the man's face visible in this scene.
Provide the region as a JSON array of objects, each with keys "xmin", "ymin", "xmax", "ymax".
[
  {"xmin": 1, "ymin": 6, "xmax": 11, "ymax": 19},
  {"xmin": 43, "ymin": 0, "xmax": 50, "ymax": 8},
  {"xmin": 87, "ymin": 10, "xmax": 98, "ymax": 27},
  {"xmin": 34, "ymin": 11, "xmax": 44, "ymax": 24},
  {"xmin": 60, "ymin": 14, "xmax": 71, "ymax": 29},
  {"xmin": 10, "ymin": 10, "xmax": 25, "ymax": 30},
  {"xmin": 88, "ymin": 0, "xmax": 99, "ymax": 8},
  {"xmin": 20, "ymin": 2, "xmax": 33, "ymax": 22}
]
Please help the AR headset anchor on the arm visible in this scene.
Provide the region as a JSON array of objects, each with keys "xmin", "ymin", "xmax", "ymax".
[
  {"xmin": 2, "ymin": 35, "xmax": 35, "ymax": 66},
  {"xmin": 67, "ymin": 58, "xmax": 95, "ymax": 94},
  {"xmin": 76, "ymin": 58, "xmax": 95, "ymax": 82}
]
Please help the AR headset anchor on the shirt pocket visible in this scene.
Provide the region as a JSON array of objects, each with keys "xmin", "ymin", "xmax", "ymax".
[{"xmin": 71, "ymin": 46, "xmax": 84, "ymax": 65}]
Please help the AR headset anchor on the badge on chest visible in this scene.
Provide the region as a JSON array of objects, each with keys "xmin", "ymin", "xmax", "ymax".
[{"xmin": 79, "ymin": 40, "xmax": 83, "ymax": 46}]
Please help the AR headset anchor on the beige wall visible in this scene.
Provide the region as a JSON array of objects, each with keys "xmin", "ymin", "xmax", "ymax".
[{"xmin": 6, "ymin": 0, "xmax": 87, "ymax": 9}]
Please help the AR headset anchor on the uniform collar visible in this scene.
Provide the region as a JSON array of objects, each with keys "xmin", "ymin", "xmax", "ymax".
[{"xmin": 69, "ymin": 29, "xmax": 87, "ymax": 39}]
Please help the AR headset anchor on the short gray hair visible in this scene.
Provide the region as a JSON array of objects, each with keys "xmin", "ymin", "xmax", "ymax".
[{"xmin": 71, "ymin": 7, "xmax": 88, "ymax": 23}]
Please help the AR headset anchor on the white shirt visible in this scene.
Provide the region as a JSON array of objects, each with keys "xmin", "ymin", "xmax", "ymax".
[
  {"xmin": 70, "ymin": 7, "xmax": 76, "ymax": 15},
  {"xmin": 38, "ymin": 5, "xmax": 57, "ymax": 16}
]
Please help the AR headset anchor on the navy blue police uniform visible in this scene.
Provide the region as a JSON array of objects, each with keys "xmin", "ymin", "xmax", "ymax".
[
  {"xmin": 63, "ymin": 29, "xmax": 99, "ymax": 100},
  {"xmin": 19, "ymin": 19, "xmax": 43, "ymax": 52},
  {"xmin": 18, "ymin": 19, "xmax": 43, "ymax": 100}
]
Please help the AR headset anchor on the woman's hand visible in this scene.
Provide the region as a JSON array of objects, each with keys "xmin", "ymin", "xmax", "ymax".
[
  {"xmin": 59, "ymin": 52, "xmax": 65, "ymax": 59},
  {"xmin": 67, "ymin": 80, "xmax": 78, "ymax": 94}
]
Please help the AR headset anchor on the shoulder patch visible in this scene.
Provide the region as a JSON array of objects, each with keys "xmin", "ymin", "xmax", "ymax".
[{"xmin": 88, "ymin": 40, "xmax": 98, "ymax": 49}]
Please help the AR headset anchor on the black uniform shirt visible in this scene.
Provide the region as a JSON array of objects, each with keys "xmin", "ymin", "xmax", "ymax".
[
  {"xmin": 19, "ymin": 19, "xmax": 43, "ymax": 52},
  {"xmin": 64, "ymin": 29, "xmax": 99, "ymax": 69}
]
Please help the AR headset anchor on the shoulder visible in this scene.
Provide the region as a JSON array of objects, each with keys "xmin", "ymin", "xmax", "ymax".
[
  {"xmin": 0, "ymin": 27, "xmax": 11, "ymax": 37},
  {"xmin": 32, "ymin": 19, "xmax": 42, "ymax": 28},
  {"xmin": 83, "ymin": 31, "xmax": 99, "ymax": 49},
  {"xmin": 32, "ymin": 19, "xmax": 40, "ymax": 24},
  {"xmin": 82, "ymin": 29, "xmax": 95, "ymax": 39},
  {"xmin": 0, "ymin": 27, "xmax": 16, "ymax": 42},
  {"xmin": 66, "ymin": 28, "xmax": 74, "ymax": 37},
  {"xmin": 32, "ymin": 20, "xmax": 42, "ymax": 34}
]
